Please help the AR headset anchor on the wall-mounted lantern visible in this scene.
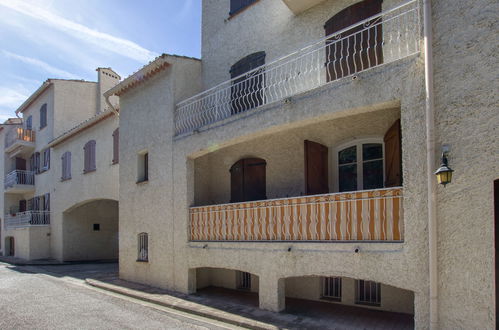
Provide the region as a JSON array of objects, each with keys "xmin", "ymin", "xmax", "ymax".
[{"xmin": 435, "ymin": 151, "xmax": 454, "ymax": 186}]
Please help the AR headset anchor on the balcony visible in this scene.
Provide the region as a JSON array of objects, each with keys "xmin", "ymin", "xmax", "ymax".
[
  {"xmin": 4, "ymin": 211, "xmax": 50, "ymax": 230},
  {"xmin": 190, "ymin": 187, "xmax": 403, "ymax": 242},
  {"xmin": 4, "ymin": 170, "xmax": 35, "ymax": 193},
  {"xmin": 175, "ymin": 0, "xmax": 419, "ymax": 135},
  {"xmin": 5, "ymin": 127, "xmax": 35, "ymax": 157}
]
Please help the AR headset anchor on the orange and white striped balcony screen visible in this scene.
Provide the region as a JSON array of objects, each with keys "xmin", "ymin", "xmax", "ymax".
[{"xmin": 190, "ymin": 187, "xmax": 403, "ymax": 242}]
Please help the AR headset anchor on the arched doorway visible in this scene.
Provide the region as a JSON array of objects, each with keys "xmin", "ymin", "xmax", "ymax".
[
  {"xmin": 62, "ymin": 199, "xmax": 118, "ymax": 261},
  {"xmin": 230, "ymin": 158, "xmax": 266, "ymax": 203}
]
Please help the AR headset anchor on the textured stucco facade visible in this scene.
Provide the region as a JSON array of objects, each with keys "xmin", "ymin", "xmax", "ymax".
[
  {"xmin": 1, "ymin": 68, "xmax": 120, "ymax": 262},
  {"xmin": 118, "ymin": 0, "xmax": 498, "ymax": 328}
]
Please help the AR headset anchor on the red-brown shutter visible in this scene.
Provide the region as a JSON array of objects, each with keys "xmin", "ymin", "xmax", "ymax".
[
  {"xmin": 324, "ymin": 0, "xmax": 383, "ymax": 81},
  {"xmin": 243, "ymin": 158, "xmax": 266, "ymax": 201},
  {"xmin": 230, "ymin": 160, "xmax": 245, "ymax": 203},
  {"xmin": 384, "ymin": 119, "xmax": 402, "ymax": 187},
  {"xmin": 305, "ymin": 140, "xmax": 329, "ymax": 195}
]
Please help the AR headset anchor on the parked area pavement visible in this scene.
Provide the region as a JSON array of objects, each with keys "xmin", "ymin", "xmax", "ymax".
[
  {"xmin": 0, "ymin": 262, "xmax": 239, "ymax": 330},
  {"xmin": 0, "ymin": 261, "xmax": 414, "ymax": 329}
]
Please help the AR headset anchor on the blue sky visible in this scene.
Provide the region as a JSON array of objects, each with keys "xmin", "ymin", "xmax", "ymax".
[{"xmin": 0, "ymin": 0, "xmax": 201, "ymax": 120}]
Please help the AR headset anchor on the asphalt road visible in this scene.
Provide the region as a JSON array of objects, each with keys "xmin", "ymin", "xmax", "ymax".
[{"xmin": 0, "ymin": 262, "xmax": 235, "ymax": 330}]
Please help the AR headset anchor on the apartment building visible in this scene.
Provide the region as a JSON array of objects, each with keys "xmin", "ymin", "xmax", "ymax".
[
  {"xmin": 1, "ymin": 68, "xmax": 120, "ymax": 261},
  {"xmin": 111, "ymin": 0, "xmax": 497, "ymax": 328}
]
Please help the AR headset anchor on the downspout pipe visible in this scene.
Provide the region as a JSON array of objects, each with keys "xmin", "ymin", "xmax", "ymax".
[
  {"xmin": 423, "ymin": 0, "xmax": 438, "ymax": 329},
  {"xmin": 104, "ymin": 91, "xmax": 119, "ymax": 117}
]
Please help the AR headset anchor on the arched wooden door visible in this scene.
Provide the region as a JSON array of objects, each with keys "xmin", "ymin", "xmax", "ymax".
[
  {"xmin": 325, "ymin": 0, "xmax": 383, "ymax": 81},
  {"xmin": 230, "ymin": 158, "xmax": 266, "ymax": 203}
]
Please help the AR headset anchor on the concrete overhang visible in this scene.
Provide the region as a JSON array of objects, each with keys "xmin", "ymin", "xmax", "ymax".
[{"xmin": 281, "ymin": 0, "xmax": 328, "ymax": 14}]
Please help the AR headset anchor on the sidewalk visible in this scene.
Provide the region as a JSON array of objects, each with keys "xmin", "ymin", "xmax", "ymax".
[
  {"xmin": 0, "ymin": 256, "xmax": 117, "ymax": 266},
  {"xmin": 86, "ymin": 277, "xmax": 414, "ymax": 329}
]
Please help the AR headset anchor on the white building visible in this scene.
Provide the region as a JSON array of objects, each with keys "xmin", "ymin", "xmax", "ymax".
[
  {"xmin": 1, "ymin": 68, "xmax": 120, "ymax": 262},
  {"xmin": 111, "ymin": 0, "xmax": 498, "ymax": 329}
]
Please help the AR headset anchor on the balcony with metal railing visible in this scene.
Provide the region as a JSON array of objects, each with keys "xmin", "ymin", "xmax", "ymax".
[
  {"xmin": 175, "ymin": 0, "xmax": 420, "ymax": 136},
  {"xmin": 189, "ymin": 187, "xmax": 403, "ymax": 242},
  {"xmin": 5, "ymin": 127, "xmax": 36, "ymax": 156},
  {"xmin": 4, "ymin": 170, "xmax": 35, "ymax": 193},
  {"xmin": 4, "ymin": 211, "xmax": 50, "ymax": 230}
]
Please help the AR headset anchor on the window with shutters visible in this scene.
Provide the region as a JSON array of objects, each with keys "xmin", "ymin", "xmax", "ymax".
[
  {"xmin": 229, "ymin": 0, "xmax": 259, "ymax": 17},
  {"xmin": 25, "ymin": 116, "xmax": 32, "ymax": 130},
  {"xmin": 355, "ymin": 280, "xmax": 381, "ymax": 306},
  {"xmin": 112, "ymin": 128, "xmax": 119, "ymax": 164},
  {"xmin": 83, "ymin": 140, "xmax": 96, "ymax": 173},
  {"xmin": 137, "ymin": 233, "xmax": 148, "ymax": 262},
  {"xmin": 137, "ymin": 151, "xmax": 149, "ymax": 183},
  {"xmin": 40, "ymin": 103, "xmax": 47, "ymax": 129},
  {"xmin": 230, "ymin": 52, "xmax": 265, "ymax": 115},
  {"xmin": 336, "ymin": 138, "xmax": 384, "ymax": 192},
  {"xmin": 61, "ymin": 151, "xmax": 71, "ymax": 181},
  {"xmin": 42, "ymin": 148, "xmax": 50, "ymax": 171},
  {"xmin": 33, "ymin": 152, "xmax": 41, "ymax": 174},
  {"xmin": 324, "ymin": 0, "xmax": 383, "ymax": 82}
]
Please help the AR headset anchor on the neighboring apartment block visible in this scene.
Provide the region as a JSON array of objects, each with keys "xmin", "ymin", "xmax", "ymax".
[
  {"xmin": 111, "ymin": 0, "xmax": 498, "ymax": 329},
  {"xmin": 1, "ymin": 68, "xmax": 120, "ymax": 261}
]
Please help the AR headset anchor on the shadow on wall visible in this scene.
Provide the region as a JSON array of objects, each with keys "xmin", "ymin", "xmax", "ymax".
[{"xmin": 62, "ymin": 199, "xmax": 119, "ymax": 262}]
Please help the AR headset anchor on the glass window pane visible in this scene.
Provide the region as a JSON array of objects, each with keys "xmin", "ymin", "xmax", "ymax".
[
  {"xmin": 363, "ymin": 159, "xmax": 383, "ymax": 189},
  {"xmin": 339, "ymin": 164, "xmax": 357, "ymax": 192},
  {"xmin": 338, "ymin": 146, "xmax": 357, "ymax": 165},
  {"xmin": 363, "ymin": 143, "xmax": 382, "ymax": 161}
]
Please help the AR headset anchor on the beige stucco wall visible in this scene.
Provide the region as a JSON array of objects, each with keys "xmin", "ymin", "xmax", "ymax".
[
  {"xmin": 196, "ymin": 268, "xmax": 259, "ymax": 293},
  {"xmin": 2, "ymin": 226, "xmax": 50, "ymax": 260}
]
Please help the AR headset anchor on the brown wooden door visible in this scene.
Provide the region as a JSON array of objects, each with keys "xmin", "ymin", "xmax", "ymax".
[
  {"xmin": 305, "ymin": 140, "xmax": 329, "ymax": 195},
  {"xmin": 384, "ymin": 119, "xmax": 402, "ymax": 187},
  {"xmin": 15, "ymin": 157, "xmax": 26, "ymax": 170},
  {"xmin": 230, "ymin": 158, "xmax": 266, "ymax": 203},
  {"xmin": 325, "ymin": 0, "xmax": 383, "ymax": 82}
]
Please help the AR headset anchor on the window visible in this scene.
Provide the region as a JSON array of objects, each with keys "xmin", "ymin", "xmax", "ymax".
[
  {"xmin": 337, "ymin": 140, "xmax": 384, "ymax": 192},
  {"xmin": 84, "ymin": 140, "xmax": 96, "ymax": 173},
  {"xmin": 39, "ymin": 104, "xmax": 47, "ymax": 129},
  {"xmin": 137, "ymin": 151, "xmax": 148, "ymax": 183},
  {"xmin": 230, "ymin": 0, "xmax": 258, "ymax": 16},
  {"xmin": 355, "ymin": 280, "xmax": 381, "ymax": 306},
  {"xmin": 112, "ymin": 128, "xmax": 119, "ymax": 164},
  {"xmin": 93, "ymin": 224, "xmax": 100, "ymax": 231},
  {"xmin": 230, "ymin": 158, "xmax": 266, "ymax": 203},
  {"xmin": 32, "ymin": 152, "xmax": 41, "ymax": 174},
  {"xmin": 42, "ymin": 148, "xmax": 50, "ymax": 171},
  {"xmin": 26, "ymin": 116, "xmax": 32, "ymax": 130},
  {"xmin": 322, "ymin": 277, "xmax": 342, "ymax": 301},
  {"xmin": 237, "ymin": 271, "xmax": 251, "ymax": 290},
  {"xmin": 61, "ymin": 151, "xmax": 71, "ymax": 180},
  {"xmin": 230, "ymin": 52, "xmax": 266, "ymax": 114},
  {"xmin": 137, "ymin": 233, "xmax": 148, "ymax": 261}
]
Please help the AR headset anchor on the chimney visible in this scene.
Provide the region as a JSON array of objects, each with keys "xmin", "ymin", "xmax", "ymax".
[{"xmin": 96, "ymin": 68, "xmax": 121, "ymax": 114}]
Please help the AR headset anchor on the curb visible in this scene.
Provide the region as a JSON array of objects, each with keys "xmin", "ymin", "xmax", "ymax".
[{"xmin": 85, "ymin": 279, "xmax": 276, "ymax": 330}]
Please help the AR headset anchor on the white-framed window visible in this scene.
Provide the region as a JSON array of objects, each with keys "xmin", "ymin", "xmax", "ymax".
[
  {"xmin": 334, "ymin": 138, "xmax": 384, "ymax": 192},
  {"xmin": 355, "ymin": 280, "xmax": 381, "ymax": 306},
  {"xmin": 322, "ymin": 277, "xmax": 342, "ymax": 301},
  {"xmin": 137, "ymin": 232, "xmax": 148, "ymax": 262},
  {"xmin": 237, "ymin": 271, "xmax": 251, "ymax": 290}
]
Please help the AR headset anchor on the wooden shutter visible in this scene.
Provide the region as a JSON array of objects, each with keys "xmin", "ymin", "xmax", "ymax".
[
  {"xmin": 112, "ymin": 128, "xmax": 119, "ymax": 164},
  {"xmin": 84, "ymin": 140, "xmax": 96, "ymax": 172},
  {"xmin": 34, "ymin": 152, "xmax": 40, "ymax": 173},
  {"xmin": 40, "ymin": 104, "xmax": 47, "ymax": 128},
  {"xmin": 67, "ymin": 152, "xmax": 71, "ymax": 178},
  {"xmin": 26, "ymin": 116, "xmax": 32, "ymax": 130},
  {"xmin": 230, "ymin": 160, "xmax": 245, "ymax": 203},
  {"xmin": 243, "ymin": 158, "xmax": 266, "ymax": 201},
  {"xmin": 384, "ymin": 119, "xmax": 402, "ymax": 187},
  {"xmin": 325, "ymin": 0, "xmax": 383, "ymax": 81},
  {"xmin": 44, "ymin": 193, "xmax": 50, "ymax": 211},
  {"xmin": 230, "ymin": 52, "xmax": 266, "ymax": 114},
  {"xmin": 305, "ymin": 140, "xmax": 329, "ymax": 195},
  {"xmin": 230, "ymin": 0, "xmax": 257, "ymax": 16}
]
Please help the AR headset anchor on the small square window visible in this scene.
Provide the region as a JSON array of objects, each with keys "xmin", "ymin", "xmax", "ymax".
[{"xmin": 93, "ymin": 224, "xmax": 100, "ymax": 231}]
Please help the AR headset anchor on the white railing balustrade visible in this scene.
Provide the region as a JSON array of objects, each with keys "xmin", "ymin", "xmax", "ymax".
[
  {"xmin": 4, "ymin": 211, "xmax": 50, "ymax": 229},
  {"xmin": 175, "ymin": 0, "xmax": 420, "ymax": 135},
  {"xmin": 190, "ymin": 187, "xmax": 403, "ymax": 242},
  {"xmin": 4, "ymin": 170, "xmax": 35, "ymax": 189},
  {"xmin": 5, "ymin": 127, "xmax": 35, "ymax": 149}
]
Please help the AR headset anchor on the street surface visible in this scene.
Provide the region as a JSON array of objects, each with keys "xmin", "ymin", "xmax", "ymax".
[{"xmin": 0, "ymin": 262, "xmax": 235, "ymax": 330}]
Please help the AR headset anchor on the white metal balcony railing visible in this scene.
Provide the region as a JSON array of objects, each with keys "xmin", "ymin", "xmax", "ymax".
[
  {"xmin": 5, "ymin": 127, "xmax": 35, "ymax": 149},
  {"xmin": 190, "ymin": 187, "xmax": 403, "ymax": 242},
  {"xmin": 4, "ymin": 211, "xmax": 51, "ymax": 229},
  {"xmin": 175, "ymin": 0, "xmax": 420, "ymax": 135},
  {"xmin": 4, "ymin": 170, "xmax": 35, "ymax": 189}
]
